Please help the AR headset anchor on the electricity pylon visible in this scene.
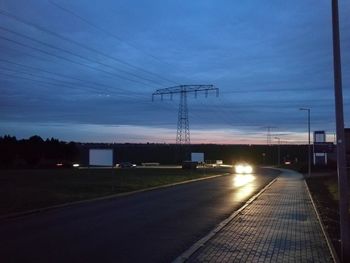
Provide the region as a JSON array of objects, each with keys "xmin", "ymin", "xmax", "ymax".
[
  {"xmin": 152, "ymin": 85, "xmax": 219, "ymax": 144},
  {"xmin": 263, "ymin": 126, "xmax": 276, "ymax": 145}
]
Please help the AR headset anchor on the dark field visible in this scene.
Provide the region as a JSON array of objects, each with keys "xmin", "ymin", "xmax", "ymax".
[
  {"xmin": 306, "ymin": 172, "xmax": 342, "ymax": 258},
  {"xmin": 0, "ymin": 167, "xmax": 231, "ymax": 216}
]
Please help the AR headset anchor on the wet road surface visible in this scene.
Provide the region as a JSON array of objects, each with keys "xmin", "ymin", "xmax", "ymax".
[{"xmin": 0, "ymin": 167, "xmax": 279, "ymax": 263}]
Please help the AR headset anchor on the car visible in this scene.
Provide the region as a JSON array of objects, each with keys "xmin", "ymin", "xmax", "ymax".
[
  {"xmin": 55, "ymin": 161, "xmax": 79, "ymax": 168},
  {"xmin": 182, "ymin": 161, "xmax": 198, "ymax": 169},
  {"xmin": 118, "ymin": 162, "xmax": 136, "ymax": 168},
  {"xmin": 234, "ymin": 163, "xmax": 253, "ymax": 174}
]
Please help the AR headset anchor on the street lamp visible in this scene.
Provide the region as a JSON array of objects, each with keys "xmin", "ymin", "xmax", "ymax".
[
  {"xmin": 299, "ymin": 108, "xmax": 311, "ymax": 178},
  {"xmin": 274, "ymin": 137, "xmax": 281, "ymax": 166}
]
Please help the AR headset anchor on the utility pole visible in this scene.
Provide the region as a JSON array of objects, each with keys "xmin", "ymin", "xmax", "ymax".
[
  {"xmin": 275, "ymin": 137, "xmax": 281, "ymax": 166},
  {"xmin": 264, "ymin": 126, "xmax": 276, "ymax": 146},
  {"xmin": 262, "ymin": 126, "xmax": 276, "ymax": 165},
  {"xmin": 331, "ymin": 0, "xmax": 349, "ymax": 261},
  {"xmin": 267, "ymin": 126, "xmax": 272, "ymax": 145},
  {"xmin": 152, "ymin": 85, "xmax": 219, "ymax": 145},
  {"xmin": 299, "ymin": 108, "xmax": 311, "ymax": 178}
]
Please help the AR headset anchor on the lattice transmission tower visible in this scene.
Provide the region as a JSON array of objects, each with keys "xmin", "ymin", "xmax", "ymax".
[{"xmin": 152, "ymin": 85, "xmax": 219, "ymax": 144}]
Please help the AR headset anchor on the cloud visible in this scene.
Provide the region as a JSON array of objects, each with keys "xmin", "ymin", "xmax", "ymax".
[{"xmin": 0, "ymin": 0, "xmax": 349, "ymax": 142}]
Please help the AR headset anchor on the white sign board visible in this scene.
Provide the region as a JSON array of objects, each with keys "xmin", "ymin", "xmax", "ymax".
[
  {"xmin": 89, "ymin": 149, "xmax": 113, "ymax": 166},
  {"xmin": 314, "ymin": 131, "xmax": 326, "ymax": 143},
  {"xmin": 191, "ymin": 152, "xmax": 204, "ymax": 163}
]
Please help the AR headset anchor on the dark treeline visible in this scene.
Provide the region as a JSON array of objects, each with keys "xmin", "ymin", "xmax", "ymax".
[
  {"xmin": 1, "ymin": 134, "xmax": 313, "ymax": 168},
  {"xmin": 0, "ymin": 135, "xmax": 79, "ymax": 168}
]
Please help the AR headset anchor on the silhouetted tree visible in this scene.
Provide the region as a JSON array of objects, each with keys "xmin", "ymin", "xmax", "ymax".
[{"xmin": 0, "ymin": 135, "xmax": 79, "ymax": 168}]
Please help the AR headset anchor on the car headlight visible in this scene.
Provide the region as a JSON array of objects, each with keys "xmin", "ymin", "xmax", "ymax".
[
  {"xmin": 235, "ymin": 165, "xmax": 244, "ymax": 174},
  {"xmin": 244, "ymin": 165, "xmax": 253, "ymax": 173},
  {"xmin": 234, "ymin": 164, "xmax": 253, "ymax": 174}
]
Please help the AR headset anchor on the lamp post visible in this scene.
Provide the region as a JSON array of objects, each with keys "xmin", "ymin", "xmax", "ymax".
[
  {"xmin": 299, "ymin": 108, "xmax": 311, "ymax": 178},
  {"xmin": 275, "ymin": 137, "xmax": 281, "ymax": 166},
  {"xmin": 331, "ymin": 0, "xmax": 349, "ymax": 261}
]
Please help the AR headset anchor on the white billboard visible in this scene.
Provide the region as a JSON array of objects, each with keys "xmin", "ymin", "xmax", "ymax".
[
  {"xmin": 191, "ymin": 152, "xmax": 204, "ymax": 163},
  {"xmin": 89, "ymin": 149, "xmax": 113, "ymax": 166}
]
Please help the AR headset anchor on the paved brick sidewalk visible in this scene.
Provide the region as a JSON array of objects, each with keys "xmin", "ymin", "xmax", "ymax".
[{"xmin": 183, "ymin": 170, "xmax": 335, "ymax": 262}]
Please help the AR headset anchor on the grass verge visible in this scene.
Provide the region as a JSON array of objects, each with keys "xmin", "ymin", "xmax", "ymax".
[
  {"xmin": 0, "ymin": 167, "xmax": 230, "ymax": 216},
  {"xmin": 306, "ymin": 172, "xmax": 341, "ymax": 257}
]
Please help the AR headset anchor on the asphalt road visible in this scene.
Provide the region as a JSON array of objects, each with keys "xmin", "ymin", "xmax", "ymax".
[{"xmin": 0, "ymin": 167, "xmax": 279, "ymax": 263}]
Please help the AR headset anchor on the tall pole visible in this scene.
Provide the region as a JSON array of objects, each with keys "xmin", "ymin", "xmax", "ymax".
[
  {"xmin": 331, "ymin": 0, "xmax": 349, "ymax": 261},
  {"xmin": 265, "ymin": 126, "xmax": 276, "ymax": 146},
  {"xmin": 308, "ymin": 110, "xmax": 311, "ymax": 178},
  {"xmin": 300, "ymin": 108, "xmax": 311, "ymax": 178},
  {"xmin": 275, "ymin": 137, "xmax": 281, "ymax": 166}
]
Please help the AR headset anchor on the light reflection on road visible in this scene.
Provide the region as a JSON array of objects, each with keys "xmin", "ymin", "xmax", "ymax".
[
  {"xmin": 231, "ymin": 174, "xmax": 256, "ymax": 202},
  {"xmin": 233, "ymin": 174, "xmax": 255, "ymax": 187}
]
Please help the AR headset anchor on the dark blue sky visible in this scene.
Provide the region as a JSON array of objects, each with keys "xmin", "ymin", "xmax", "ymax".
[{"xmin": 0, "ymin": 0, "xmax": 349, "ymax": 144}]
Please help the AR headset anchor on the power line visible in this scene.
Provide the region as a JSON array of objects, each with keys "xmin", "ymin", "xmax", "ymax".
[
  {"xmin": 48, "ymin": 0, "xmax": 175, "ymax": 70},
  {"xmin": 0, "ymin": 52, "xmax": 156, "ymax": 100},
  {"xmin": 0, "ymin": 8, "xmax": 178, "ymax": 86},
  {"xmin": 0, "ymin": 58, "xmax": 118, "ymax": 91},
  {"xmin": 187, "ymin": 99, "xmax": 254, "ymax": 131},
  {"xmin": 0, "ymin": 66, "xmax": 114, "ymax": 94},
  {"xmin": 0, "ymin": 68, "xmax": 178, "ymax": 102},
  {"xmin": 0, "ymin": 71, "xmax": 163, "ymax": 105},
  {"xmin": 0, "ymin": 72, "xmax": 162, "ymax": 104},
  {"xmin": 0, "ymin": 56, "xmax": 162, "ymax": 101},
  {"xmin": 223, "ymin": 86, "xmax": 334, "ymax": 94},
  {"xmin": 0, "ymin": 70, "xmax": 184, "ymax": 127},
  {"xmin": 0, "ymin": 35, "xmax": 159, "ymax": 88},
  {"xmin": 182, "ymin": 91, "xmax": 330, "ymax": 130},
  {"xmin": 0, "ymin": 70, "xmax": 114, "ymax": 95},
  {"xmin": 216, "ymin": 94, "xmax": 338, "ymax": 106},
  {"xmin": 0, "ymin": 62, "xmax": 176, "ymax": 103},
  {"xmin": 0, "ymin": 26, "xmax": 165, "ymax": 87},
  {"xmin": 0, "ymin": 44, "xmax": 54, "ymax": 63}
]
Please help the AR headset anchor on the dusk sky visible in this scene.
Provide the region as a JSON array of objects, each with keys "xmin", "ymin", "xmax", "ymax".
[{"xmin": 0, "ymin": 0, "xmax": 349, "ymax": 144}]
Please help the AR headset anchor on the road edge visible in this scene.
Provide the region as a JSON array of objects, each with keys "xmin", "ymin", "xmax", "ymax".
[
  {"xmin": 0, "ymin": 172, "xmax": 229, "ymax": 221},
  {"xmin": 304, "ymin": 179, "xmax": 339, "ymax": 263},
  {"xmin": 173, "ymin": 174, "xmax": 278, "ymax": 263}
]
